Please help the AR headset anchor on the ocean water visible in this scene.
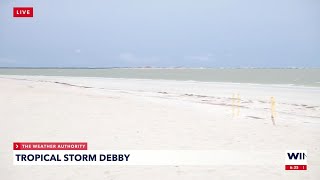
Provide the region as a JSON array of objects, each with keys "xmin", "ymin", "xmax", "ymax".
[{"xmin": 0, "ymin": 68, "xmax": 319, "ymax": 87}]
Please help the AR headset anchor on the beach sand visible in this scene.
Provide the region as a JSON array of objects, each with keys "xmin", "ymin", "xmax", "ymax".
[{"xmin": 0, "ymin": 75, "xmax": 319, "ymax": 179}]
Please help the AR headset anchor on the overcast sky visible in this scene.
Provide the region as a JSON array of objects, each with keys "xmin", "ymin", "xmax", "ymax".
[{"xmin": 0, "ymin": 0, "xmax": 319, "ymax": 67}]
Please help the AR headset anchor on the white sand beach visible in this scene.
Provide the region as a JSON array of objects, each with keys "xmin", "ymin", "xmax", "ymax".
[{"xmin": 0, "ymin": 75, "xmax": 319, "ymax": 179}]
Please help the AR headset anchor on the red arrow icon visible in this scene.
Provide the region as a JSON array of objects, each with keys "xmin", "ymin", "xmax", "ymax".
[{"xmin": 13, "ymin": 143, "xmax": 20, "ymax": 150}]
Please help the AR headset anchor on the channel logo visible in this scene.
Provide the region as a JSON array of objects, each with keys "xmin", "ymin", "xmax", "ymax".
[
  {"xmin": 285, "ymin": 150, "xmax": 307, "ymax": 170},
  {"xmin": 13, "ymin": 7, "xmax": 33, "ymax": 17}
]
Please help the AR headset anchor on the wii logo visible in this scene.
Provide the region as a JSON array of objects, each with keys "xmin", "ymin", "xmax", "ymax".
[{"xmin": 285, "ymin": 150, "xmax": 307, "ymax": 170}]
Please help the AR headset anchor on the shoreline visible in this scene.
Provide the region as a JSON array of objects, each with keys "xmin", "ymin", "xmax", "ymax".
[
  {"xmin": 1, "ymin": 75, "xmax": 320, "ymax": 89},
  {"xmin": 1, "ymin": 67, "xmax": 320, "ymax": 69},
  {"xmin": 0, "ymin": 68, "xmax": 319, "ymax": 87}
]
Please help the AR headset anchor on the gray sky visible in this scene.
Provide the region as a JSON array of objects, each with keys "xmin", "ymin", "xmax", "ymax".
[{"xmin": 0, "ymin": 0, "xmax": 319, "ymax": 67}]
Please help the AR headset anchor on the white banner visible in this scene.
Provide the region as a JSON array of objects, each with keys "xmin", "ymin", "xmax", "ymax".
[{"xmin": 13, "ymin": 150, "xmax": 284, "ymax": 166}]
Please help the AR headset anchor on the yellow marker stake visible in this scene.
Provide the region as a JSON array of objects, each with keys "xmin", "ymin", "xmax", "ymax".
[
  {"xmin": 237, "ymin": 93, "xmax": 240, "ymax": 117},
  {"xmin": 271, "ymin": 97, "xmax": 276, "ymax": 126},
  {"xmin": 232, "ymin": 94, "xmax": 235, "ymax": 118}
]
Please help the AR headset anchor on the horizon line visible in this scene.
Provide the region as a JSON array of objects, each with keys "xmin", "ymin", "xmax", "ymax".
[{"xmin": 0, "ymin": 67, "xmax": 320, "ymax": 69}]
